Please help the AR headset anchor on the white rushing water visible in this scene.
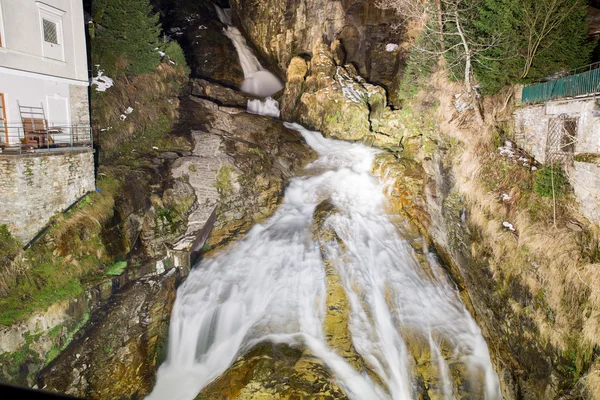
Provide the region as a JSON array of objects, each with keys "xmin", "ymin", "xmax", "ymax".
[
  {"xmin": 247, "ymin": 97, "xmax": 281, "ymax": 118},
  {"xmin": 215, "ymin": 6, "xmax": 284, "ymax": 98},
  {"xmin": 147, "ymin": 122, "xmax": 502, "ymax": 400}
]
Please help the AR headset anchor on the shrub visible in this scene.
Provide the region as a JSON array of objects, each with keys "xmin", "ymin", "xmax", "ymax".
[
  {"xmin": 163, "ymin": 40, "xmax": 190, "ymax": 76},
  {"xmin": 534, "ymin": 167, "xmax": 567, "ymax": 198},
  {"xmin": 92, "ymin": 0, "xmax": 162, "ymax": 75}
]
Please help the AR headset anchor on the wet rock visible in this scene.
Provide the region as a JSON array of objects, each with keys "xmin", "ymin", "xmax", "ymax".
[
  {"xmin": 191, "ymin": 78, "xmax": 255, "ymax": 108},
  {"xmin": 195, "ymin": 342, "xmax": 349, "ymax": 400},
  {"xmin": 155, "ymin": 0, "xmax": 245, "ymax": 88},
  {"xmin": 37, "ymin": 269, "xmax": 180, "ymax": 399},
  {"xmin": 281, "ymin": 40, "xmax": 403, "ymax": 144},
  {"xmin": 181, "ymin": 94, "xmax": 317, "ymax": 248},
  {"xmin": 229, "ymin": 0, "xmax": 406, "ymax": 99}
]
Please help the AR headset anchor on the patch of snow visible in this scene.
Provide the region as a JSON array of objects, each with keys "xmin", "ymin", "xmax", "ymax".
[
  {"xmin": 198, "ymin": 25, "xmax": 207, "ymax": 29},
  {"xmin": 119, "ymin": 115, "xmax": 127, "ymax": 121},
  {"xmin": 124, "ymin": 107, "xmax": 134, "ymax": 114},
  {"xmin": 502, "ymin": 221, "xmax": 516, "ymax": 231},
  {"xmin": 152, "ymin": 146, "xmax": 159, "ymax": 150},
  {"xmin": 531, "ymin": 166, "xmax": 538, "ymax": 171},
  {"xmin": 498, "ymin": 145, "xmax": 515, "ymax": 158},
  {"xmin": 91, "ymin": 69, "xmax": 114, "ymax": 92},
  {"xmin": 501, "ymin": 194, "xmax": 511, "ymax": 201},
  {"xmin": 386, "ymin": 43, "xmax": 399, "ymax": 52}
]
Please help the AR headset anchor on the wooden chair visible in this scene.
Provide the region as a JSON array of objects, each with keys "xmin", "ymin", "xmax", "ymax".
[{"xmin": 21, "ymin": 118, "xmax": 50, "ymax": 148}]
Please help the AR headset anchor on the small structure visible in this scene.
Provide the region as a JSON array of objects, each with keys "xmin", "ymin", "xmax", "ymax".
[
  {"xmin": 515, "ymin": 63, "xmax": 600, "ymax": 224},
  {"xmin": 0, "ymin": 0, "xmax": 94, "ymax": 243}
]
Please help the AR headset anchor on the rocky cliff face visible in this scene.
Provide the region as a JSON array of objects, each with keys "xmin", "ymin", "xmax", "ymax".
[
  {"xmin": 227, "ymin": 2, "xmax": 600, "ymax": 397},
  {"xmin": 37, "ymin": 269, "xmax": 181, "ymax": 399},
  {"xmin": 230, "ymin": 0, "xmax": 407, "ymax": 105}
]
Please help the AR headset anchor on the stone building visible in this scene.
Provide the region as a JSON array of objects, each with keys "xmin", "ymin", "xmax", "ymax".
[
  {"xmin": 514, "ymin": 77, "xmax": 600, "ymax": 224},
  {"xmin": 0, "ymin": 0, "xmax": 94, "ymax": 243}
]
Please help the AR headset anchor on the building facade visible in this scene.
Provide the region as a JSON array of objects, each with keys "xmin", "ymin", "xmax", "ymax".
[
  {"xmin": 0, "ymin": 0, "xmax": 90, "ymax": 140},
  {"xmin": 514, "ymin": 96, "xmax": 600, "ymax": 225},
  {"xmin": 0, "ymin": 0, "xmax": 94, "ymax": 243}
]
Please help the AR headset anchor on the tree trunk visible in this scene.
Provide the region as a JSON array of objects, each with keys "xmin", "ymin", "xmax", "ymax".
[
  {"xmin": 454, "ymin": 11, "xmax": 471, "ymax": 91},
  {"xmin": 436, "ymin": 0, "xmax": 444, "ymax": 45}
]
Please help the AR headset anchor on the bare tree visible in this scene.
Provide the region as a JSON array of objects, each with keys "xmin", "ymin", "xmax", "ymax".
[
  {"xmin": 520, "ymin": 0, "xmax": 585, "ymax": 79},
  {"xmin": 376, "ymin": 0, "xmax": 496, "ymax": 95}
]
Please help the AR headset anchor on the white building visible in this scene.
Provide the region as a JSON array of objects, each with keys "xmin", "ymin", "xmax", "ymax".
[
  {"xmin": 0, "ymin": 0, "xmax": 94, "ymax": 243},
  {"xmin": 0, "ymin": 0, "xmax": 90, "ymax": 145}
]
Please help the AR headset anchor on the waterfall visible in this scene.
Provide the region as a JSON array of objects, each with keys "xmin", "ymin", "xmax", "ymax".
[
  {"xmin": 147, "ymin": 122, "xmax": 502, "ymax": 400},
  {"xmin": 215, "ymin": 6, "xmax": 284, "ymax": 98}
]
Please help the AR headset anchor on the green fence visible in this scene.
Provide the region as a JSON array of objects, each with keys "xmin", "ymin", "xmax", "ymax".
[{"xmin": 522, "ymin": 64, "xmax": 600, "ymax": 104}]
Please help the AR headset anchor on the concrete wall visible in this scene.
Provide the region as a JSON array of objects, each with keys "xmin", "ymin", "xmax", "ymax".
[
  {"xmin": 0, "ymin": 149, "xmax": 95, "ymax": 243},
  {"xmin": 514, "ymin": 97, "xmax": 600, "ymax": 225},
  {"xmin": 514, "ymin": 97, "xmax": 600, "ymax": 163},
  {"xmin": 0, "ymin": 0, "xmax": 88, "ymax": 82},
  {"xmin": 570, "ymin": 161, "xmax": 600, "ymax": 224},
  {"xmin": 68, "ymin": 83, "xmax": 90, "ymax": 125},
  {"xmin": 0, "ymin": 70, "xmax": 84, "ymax": 128}
]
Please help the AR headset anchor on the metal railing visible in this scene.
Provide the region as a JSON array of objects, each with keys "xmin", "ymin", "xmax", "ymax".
[
  {"xmin": 522, "ymin": 62, "xmax": 600, "ymax": 104},
  {"xmin": 0, "ymin": 126, "xmax": 93, "ymax": 154}
]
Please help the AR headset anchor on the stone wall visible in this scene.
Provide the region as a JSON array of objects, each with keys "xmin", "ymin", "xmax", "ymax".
[
  {"xmin": 0, "ymin": 150, "xmax": 95, "ymax": 243},
  {"xmin": 69, "ymin": 85, "xmax": 91, "ymax": 126},
  {"xmin": 571, "ymin": 161, "xmax": 600, "ymax": 223},
  {"xmin": 514, "ymin": 97, "xmax": 600, "ymax": 224},
  {"xmin": 514, "ymin": 97, "xmax": 600, "ymax": 163}
]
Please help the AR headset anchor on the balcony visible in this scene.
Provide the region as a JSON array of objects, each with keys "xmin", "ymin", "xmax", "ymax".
[{"xmin": 0, "ymin": 125, "xmax": 93, "ymax": 155}]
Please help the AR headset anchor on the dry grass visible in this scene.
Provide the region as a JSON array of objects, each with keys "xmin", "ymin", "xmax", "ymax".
[
  {"xmin": 93, "ymin": 62, "xmax": 187, "ymax": 162},
  {"xmin": 587, "ymin": 362, "xmax": 600, "ymax": 399},
  {"xmin": 411, "ymin": 69, "xmax": 600, "ymax": 394}
]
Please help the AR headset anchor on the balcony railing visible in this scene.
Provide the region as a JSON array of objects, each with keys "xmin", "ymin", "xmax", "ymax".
[
  {"xmin": 0, "ymin": 126, "xmax": 93, "ymax": 154},
  {"xmin": 522, "ymin": 62, "xmax": 600, "ymax": 104}
]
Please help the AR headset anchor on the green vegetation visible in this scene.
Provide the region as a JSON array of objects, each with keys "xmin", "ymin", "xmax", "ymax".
[
  {"xmin": 105, "ymin": 261, "xmax": 128, "ymax": 276},
  {"xmin": 534, "ymin": 167, "xmax": 567, "ymax": 198},
  {"xmin": 473, "ymin": 0, "xmax": 594, "ymax": 94},
  {"xmin": 91, "ymin": 0, "xmax": 161, "ymax": 75},
  {"xmin": 0, "ymin": 225, "xmax": 21, "ymax": 273},
  {"xmin": 164, "ymin": 40, "xmax": 191, "ymax": 76},
  {"xmin": 45, "ymin": 311, "xmax": 91, "ymax": 366},
  {"xmin": 216, "ymin": 166, "xmax": 234, "ymax": 198},
  {"xmin": 0, "ymin": 332, "xmax": 42, "ymax": 383},
  {"xmin": 0, "ymin": 178, "xmax": 120, "ymax": 326},
  {"xmin": 385, "ymin": 0, "xmax": 594, "ymax": 97}
]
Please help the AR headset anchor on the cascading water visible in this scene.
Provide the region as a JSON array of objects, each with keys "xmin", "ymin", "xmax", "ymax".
[
  {"xmin": 147, "ymin": 120, "xmax": 502, "ymax": 399},
  {"xmin": 215, "ymin": 6, "xmax": 284, "ymax": 100}
]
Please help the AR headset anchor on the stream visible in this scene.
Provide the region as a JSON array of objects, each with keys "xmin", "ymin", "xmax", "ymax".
[{"xmin": 147, "ymin": 8, "xmax": 502, "ymax": 400}]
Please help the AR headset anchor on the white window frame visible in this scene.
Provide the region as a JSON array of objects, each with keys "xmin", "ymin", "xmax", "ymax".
[{"xmin": 36, "ymin": 2, "xmax": 65, "ymax": 61}]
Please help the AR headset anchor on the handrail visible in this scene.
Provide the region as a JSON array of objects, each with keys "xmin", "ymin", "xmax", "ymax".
[
  {"xmin": 522, "ymin": 66, "xmax": 600, "ymax": 104},
  {"xmin": 0, "ymin": 125, "xmax": 93, "ymax": 155}
]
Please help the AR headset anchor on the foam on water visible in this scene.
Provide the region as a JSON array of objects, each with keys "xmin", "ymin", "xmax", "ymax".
[
  {"xmin": 147, "ymin": 122, "xmax": 502, "ymax": 400},
  {"xmin": 247, "ymin": 97, "xmax": 280, "ymax": 118}
]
